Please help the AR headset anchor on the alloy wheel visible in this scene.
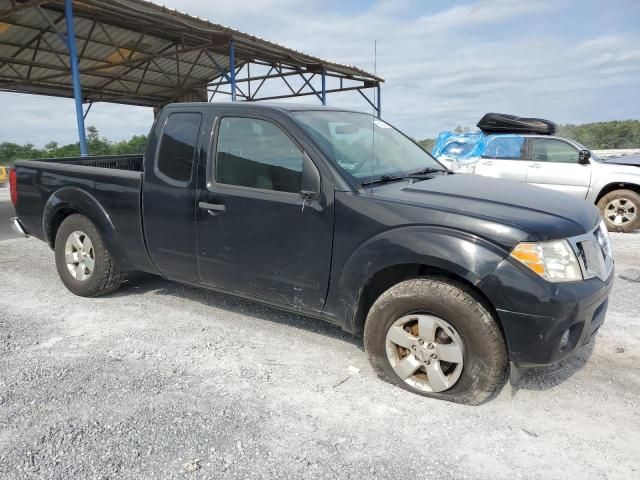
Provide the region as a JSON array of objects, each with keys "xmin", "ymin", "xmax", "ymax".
[
  {"xmin": 605, "ymin": 198, "xmax": 637, "ymax": 226},
  {"xmin": 385, "ymin": 314, "xmax": 464, "ymax": 393},
  {"xmin": 64, "ymin": 231, "xmax": 95, "ymax": 281}
]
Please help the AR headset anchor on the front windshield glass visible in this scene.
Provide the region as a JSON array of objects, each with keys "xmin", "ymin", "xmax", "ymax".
[{"xmin": 293, "ymin": 111, "xmax": 445, "ymax": 182}]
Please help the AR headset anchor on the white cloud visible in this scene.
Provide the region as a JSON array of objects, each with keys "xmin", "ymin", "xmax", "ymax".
[
  {"xmin": 1, "ymin": 0, "xmax": 638, "ymax": 147},
  {"xmin": 413, "ymin": 0, "xmax": 552, "ymax": 32}
]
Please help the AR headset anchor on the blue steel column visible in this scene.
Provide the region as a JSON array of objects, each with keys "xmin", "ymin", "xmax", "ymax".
[
  {"xmin": 64, "ymin": 0, "xmax": 88, "ymax": 156},
  {"xmin": 321, "ymin": 68, "xmax": 326, "ymax": 105},
  {"xmin": 376, "ymin": 83, "xmax": 382, "ymax": 118},
  {"xmin": 229, "ymin": 39, "xmax": 237, "ymax": 101}
]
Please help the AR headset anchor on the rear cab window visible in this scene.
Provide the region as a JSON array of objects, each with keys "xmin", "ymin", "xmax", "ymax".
[{"xmin": 156, "ymin": 112, "xmax": 203, "ymax": 183}]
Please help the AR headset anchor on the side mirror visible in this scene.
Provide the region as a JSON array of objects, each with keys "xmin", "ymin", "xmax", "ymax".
[
  {"xmin": 300, "ymin": 152, "xmax": 321, "ymax": 200},
  {"xmin": 579, "ymin": 149, "xmax": 591, "ymax": 164}
]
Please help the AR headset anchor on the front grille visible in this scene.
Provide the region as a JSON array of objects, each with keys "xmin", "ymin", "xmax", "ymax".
[{"xmin": 569, "ymin": 223, "xmax": 613, "ymax": 281}]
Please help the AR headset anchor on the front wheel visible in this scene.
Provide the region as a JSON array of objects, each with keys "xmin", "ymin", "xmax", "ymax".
[
  {"xmin": 597, "ymin": 189, "xmax": 640, "ymax": 233},
  {"xmin": 364, "ymin": 278, "xmax": 507, "ymax": 405},
  {"xmin": 54, "ymin": 214, "xmax": 123, "ymax": 297}
]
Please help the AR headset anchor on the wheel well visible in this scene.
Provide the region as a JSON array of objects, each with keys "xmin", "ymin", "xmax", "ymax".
[
  {"xmin": 47, "ymin": 207, "xmax": 79, "ymax": 248},
  {"xmin": 595, "ymin": 182, "xmax": 640, "ymax": 204},
  {"xmin": 353, "ymin": 263, "xmax": 503, "ymax": 338}
]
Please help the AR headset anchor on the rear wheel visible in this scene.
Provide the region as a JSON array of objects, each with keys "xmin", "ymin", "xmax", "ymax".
[
  {"xmin": 54, "ymin": 214, "xmax": 123, "ymax": 297},
  {"xmin": 597, "ymin": 189, "xmax": 640, "ymax": 233},
  {"xmin": 364, "ymin": 278, "xmax": 507, "ymax": 405}
]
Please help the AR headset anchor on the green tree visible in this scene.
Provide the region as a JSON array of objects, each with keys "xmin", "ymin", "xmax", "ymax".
[
  {"xmin": 0, "ymin": 126, "xmax": 148, "ymax": 165},
  {"xmin": 418, "ymin": 138, "xmax": 435, "ymax": 152}
]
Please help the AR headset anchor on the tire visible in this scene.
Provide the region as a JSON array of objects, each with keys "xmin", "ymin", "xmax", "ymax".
[
  {"xmin": 597, "ymin": 189, "xmax": 640, "ymax": 233},
  {"xmin": 54, "ymin": 214, "xmax": 123, "ymax": 297},
  {"xmin": 364, "ymin": 278, "xmax": 507, "ymax": 405}
]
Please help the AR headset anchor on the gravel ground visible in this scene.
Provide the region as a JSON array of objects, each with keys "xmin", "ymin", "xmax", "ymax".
[{"xmin": 0, "ymin": 232, "xmax": 639, "ymax": 479}]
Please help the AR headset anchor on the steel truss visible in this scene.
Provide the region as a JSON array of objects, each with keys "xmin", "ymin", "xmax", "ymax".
[{"xmin": 0, "ymin": 0, "xmax": 383, "ymax": 155}]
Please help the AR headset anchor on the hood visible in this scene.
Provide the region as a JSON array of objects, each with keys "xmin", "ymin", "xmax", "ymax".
[
  {"xmin": 602, "ymin": 154, "xmax": 640, "ymax": 167},
  {"xmin": 372, "ymin": 173, "xmax": 599, "ymax": 244}
]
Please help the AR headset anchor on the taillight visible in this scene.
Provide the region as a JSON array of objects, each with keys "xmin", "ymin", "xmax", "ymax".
[{"xmin": 9, "ymin": 168, "xmax": 17, "ymax": 206}]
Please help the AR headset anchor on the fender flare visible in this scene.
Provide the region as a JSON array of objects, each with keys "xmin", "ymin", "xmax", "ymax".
[
  {"xmin": 332, "ymin": 225, "xmax": 508, "ymax": 332},
  {"xmin": 42, "ymin": 187, "xmax": 132, "ymax": 270}
]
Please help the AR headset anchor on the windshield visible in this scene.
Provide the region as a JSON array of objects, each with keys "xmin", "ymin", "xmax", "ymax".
[{"xmin": 293, "ymin": 111, "xmax": 445, "ymax": 182}]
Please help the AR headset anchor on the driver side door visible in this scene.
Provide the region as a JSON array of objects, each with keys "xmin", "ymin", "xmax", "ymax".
[{"xmin": 196, "ymin": 113, "xmax": 334, "ymax": 311}]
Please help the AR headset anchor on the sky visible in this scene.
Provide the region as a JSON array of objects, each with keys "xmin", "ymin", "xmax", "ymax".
[{"xmin": 1, "ymin": 0, "xmax": 639, "ymax": 147}]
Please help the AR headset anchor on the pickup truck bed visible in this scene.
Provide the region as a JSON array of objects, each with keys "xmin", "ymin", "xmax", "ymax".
[{"xmin": 14, "ymin": 154, "xmax": 153, "ymax": 272}]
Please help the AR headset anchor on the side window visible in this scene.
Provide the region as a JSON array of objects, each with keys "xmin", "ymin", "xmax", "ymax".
[
  {"xmin": 530, "ymin": 139, "xmax": 579, "ymax": 163},
  {"xmin": 483, "ymin": 136, "xmax": 525, "ymax": 160},
  {"xmin": 215, "ymin": 117, "xmax": 304, "ymax": 193},
  {"xmin": 156, "ymin": 112, "xmax": 202, "ymax": 182}
]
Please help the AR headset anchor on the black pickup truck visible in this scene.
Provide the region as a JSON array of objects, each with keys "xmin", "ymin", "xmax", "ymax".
[{"xmin": 9, "ymin": 103, "xmax": 614, "ymax": 404}]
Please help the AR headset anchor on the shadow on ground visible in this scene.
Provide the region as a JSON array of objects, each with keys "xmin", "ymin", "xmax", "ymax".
[
  {"xmin": 512, "ymin": 340, "xmax": 595, "ymax": 392},
  {"xmin": 115, "ymin": 274, "xmax": 598, "ymax": 396},
  {"xmin": 114, "ymin": 272, "xmax": 362, "ymax": 349}
]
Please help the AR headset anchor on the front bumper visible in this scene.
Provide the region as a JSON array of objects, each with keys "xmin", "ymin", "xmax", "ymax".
[
  {"xmin": 10, "ymin": 217, "xmax": 29, "ymax": 237},
  {"xmin": 479, "ymin": 258, "xmax": 614, "ymax": 368}
]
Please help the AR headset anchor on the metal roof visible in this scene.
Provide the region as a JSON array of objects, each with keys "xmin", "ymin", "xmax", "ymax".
[
  {"xmin": 0, "ymin": 0, "xmax": 383, "ymax": 108},
  {"xmin": 163, "ymin": 101, "xmax": 367, "ymax": 114}
]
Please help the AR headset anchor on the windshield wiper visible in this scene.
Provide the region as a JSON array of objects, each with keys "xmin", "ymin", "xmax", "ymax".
[
  {"xmin": 407, "ymin": 167, "xmax": 449, "ymax": 176},
  {"xmin": 360, "ymin": 174, "xmax": 407, "ymax": 187},
  {"xmin": 360, "ymin": 168, "xmax": 450, "ymax": 187}
]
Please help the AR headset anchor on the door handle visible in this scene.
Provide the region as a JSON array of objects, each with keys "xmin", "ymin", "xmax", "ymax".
[
  {"xmin": 483, "ymin": 161, "xmax": 494, "ymax": 166},
  {"xmin": 529, "ymin": 163, "xmax": 542, "ymax": 169},
  {"xmin": 199, "ymin": 201, "xmax": 226, "ymax": 215}
]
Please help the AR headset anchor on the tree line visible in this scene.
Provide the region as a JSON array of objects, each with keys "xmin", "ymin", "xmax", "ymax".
[
  {"xmin": 1, "ymin": 120, "xmax": 639, "ymax": 165},
  {"xmin": 0, "ymin": 126, "xmax": 147, "ymax": 165}
]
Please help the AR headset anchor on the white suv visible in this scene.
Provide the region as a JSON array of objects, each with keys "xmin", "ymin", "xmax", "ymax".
[{"xmin": 437, "ymin": 134, "xmax": 640, "ymax": 232}]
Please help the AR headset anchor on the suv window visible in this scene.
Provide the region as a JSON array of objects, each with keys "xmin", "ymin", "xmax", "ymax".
[
  {"xmin": 157, "ymin": 112, "xmax": 202, "ymax": 182},
  {"xmin": 215, "ymin": 117, "xmax": 304, "ymax": 193},
  {"xmin": 530, "ymin": 138, "xmax": 579, "ymax": 163},
  {"xmin": 483, "ymin": 136, "xmax": 525, "ymax": 160}
]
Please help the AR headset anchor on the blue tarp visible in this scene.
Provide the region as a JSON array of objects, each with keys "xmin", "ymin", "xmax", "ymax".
[
  {"xmin": 431, "ymin": 131, "xmax": 486, "ymax": 161},
  {"xmin": 432, "ymin": 131, "xmax": 526, "ymax": 162}
]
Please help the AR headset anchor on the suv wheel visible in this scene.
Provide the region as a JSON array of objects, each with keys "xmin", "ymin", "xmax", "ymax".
[
  {"xmin": 54, "ymin": 214, "xmax": 123, "ymax": 297},
  {"xmin": 597, "ymin": 189, "xmax": 640, "ymax": 233},
  {"xmin": 364, "ymin": 278, "xmax": 507, "ymax": 405}
]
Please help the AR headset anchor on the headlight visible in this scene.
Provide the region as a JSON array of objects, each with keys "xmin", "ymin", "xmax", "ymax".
[
  {"xmin": 597, "ymin": 220, "xmax": 612, "ymax": 258},
  {"xmin": 510, "ymin": 240, "xmax": 582, "ymax": 282}
]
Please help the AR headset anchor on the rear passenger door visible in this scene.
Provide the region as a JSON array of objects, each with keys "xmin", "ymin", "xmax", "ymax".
[
  {"xmin": 142, "ymin": 109, "xmax": 203, "ymax": 279},
  {"xmin": 196, "ymin": 113, "xmax": 334, "ymax": 311},
  {"xmin": 524, "ymin": 137, "xmax": 592, "ymax": 199},
  {"xmin": 474, "ymin": 135, "xmax": 529, "ymax": 182}
]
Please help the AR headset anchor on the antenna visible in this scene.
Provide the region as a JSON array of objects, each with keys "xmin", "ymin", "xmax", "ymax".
[
  {"xmin": 374, "ymin": 39, "xmax": 377, "ymax": 76},
  {"xmin": 370, "ymin": 39, "xmax": 377, "ymax": 193}
]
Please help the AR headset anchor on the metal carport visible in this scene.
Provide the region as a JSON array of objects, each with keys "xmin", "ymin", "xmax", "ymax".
[{"xmin": 0, "ymin": 0, "xmax": 383, "ymax": 155}]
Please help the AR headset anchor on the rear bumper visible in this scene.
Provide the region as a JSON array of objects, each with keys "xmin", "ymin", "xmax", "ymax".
[
  {"xmin": 10, "ymin": 217, "xmax": 29, "ymax": 237},
  {"xmin": 479, "ymin": 258, "xmax": 614, "ymax": 368}
]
